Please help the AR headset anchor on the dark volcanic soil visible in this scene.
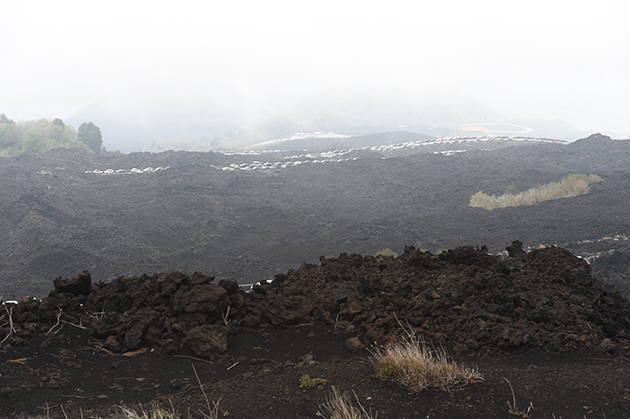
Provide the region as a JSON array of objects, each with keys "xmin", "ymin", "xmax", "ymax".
[
  {"xmin": 2, "ymin": 243, "xmax": 630, "ymax": 418},
  {"xmin": 1, "ymin": 133, "xmax": 630, "ymax": 300},
  {"xmin": 2, "ymin": 132, "xmax": 630, "ymax": 418}
]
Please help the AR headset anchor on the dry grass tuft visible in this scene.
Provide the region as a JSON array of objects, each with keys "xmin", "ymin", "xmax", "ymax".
[
  {"xmin": 370, "ymin": 334, "xmax": 482, "ymax": 394},
  {"xmin": 505, "ymin": 378, "xmax": 533, "ymax": 417},
  {"xmin": 114, "ymin": 401, "xmax": 179, "ymax": 418},
  {"xmin": 470, "ymin": 173, "xmax": 603, "ymax": 210},
  {"xmin": 5, "ymin": 365, "xmax": 224, "ymax": 419},
  {"xmin": 318, "ymin": 387, "xmax": 376, "ymax": 419},
  {"xmin": 1, "ymin": 304, "xmax": 17, "ymax": 344},
  {"xmin": 192, "ymin": 364, "xmax": 221, "ymax": 419},
  {"xmin": 10, "ymin": 402, "xmax": 179, "ymax": 419}
]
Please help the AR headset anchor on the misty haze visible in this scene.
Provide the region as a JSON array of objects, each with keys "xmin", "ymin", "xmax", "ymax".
[{"xmin": 2, "ymin": 2, "xmax": 630, "ymax": 418}]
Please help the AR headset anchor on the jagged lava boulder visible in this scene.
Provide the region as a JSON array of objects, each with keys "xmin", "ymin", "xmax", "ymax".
[
  {"xmin": 245, "ymin": 242, "xmax": 630, "ymax": 354},
  {"xmin": 4, "ymin": 242, "xmax": 630, "ymax": 357}
]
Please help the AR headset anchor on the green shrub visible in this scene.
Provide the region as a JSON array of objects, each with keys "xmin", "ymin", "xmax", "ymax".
[
  {"xmin": 0, "ymin": 117, "xmax": 93, "ymax": 156},
  {"xmin": 375, "ymin": 248, "xmax": 398, "ymax": 258},
  {"xmin": 300, "ymin": 374, "xmax": 327, "ymax": 388}
]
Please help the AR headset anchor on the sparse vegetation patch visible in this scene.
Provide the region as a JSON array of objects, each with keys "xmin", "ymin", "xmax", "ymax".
[
  {"xmin": 300, "ymin": 374, "xmax": 328, "ymax": 388},
  {"xmin": 0, "ymin": 114, "xmax": 103, "ymax": 156},
  {"xmin": 370, "ymin": 334, "xmax": 482, "ymax": 394},
  {"xmin": 374, "ymin": 248, "xmax": 398, "ymax": 258},
  {"xmin": 318, "ymin": 387, "xmax": 377, "ymax": 419},
  {"xmin": 114, "ymin": 402, "xmax": 180, "ymax": 419},
  {"xmin": 470, "ymin": 173, "xmax": 603, "ymax": 210}
]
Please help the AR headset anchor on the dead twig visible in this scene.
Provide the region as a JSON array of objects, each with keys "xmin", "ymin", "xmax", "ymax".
[
  {"xmin": 193, "ymin": 363, "xmax": 211, "ymax": 412},
  {"xmin": 1, "ymin": 305, "xmax": 17, "ymax": 345},
  {"xmin": 89, "ymin": 311, "xmax": 106, "ymax": 320},
  {"xmin": 7, "ymin": 357, "xmax": 29, "ymax": 365},
  {"xmin": 60, "ymin": 403, "xmax": 70, "ymax": 419},
  {"xmin": 334, "ymin": 313, "xmax": 343, "ymax": 330},
  {"xmin": 393, "ymin": 312, "xmax": 415, "ymax": 340},
  {"xmin": 192, "ymin": 364, "xmax": 221, "ymax": 419},
  {"xmin": 505, "ymin": 378, "xmax": 534, "ymax": 417},
  {"xmin": 94, "ymin": 345, "xmax": 116, "ymax": 356},
  {"xmin": 222, "ymin": 306, "xmax": 231, "ymax": 326},
  {"xmin": 174, "ymin": 354, "xmax": 213, "ymax": 364},
  {"xmin": 289, "ymin": 321, "xmax": 315, "ymax": 330},
  {"xmin": 62, "ymin": 315, "xmax": 87, "ymax": 330},
  {"xmin": 46, "ymin": 308, "xmax": 63, "ymax": 334},
  {"xmin": 122, "ymin": 347, "xmax": 147, "ymax": 357}
]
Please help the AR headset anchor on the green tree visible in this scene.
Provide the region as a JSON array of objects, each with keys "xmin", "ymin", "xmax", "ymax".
[
  {"xmin": 52, "ymin": 118, "xmax": 65, "ymax": 128},
  {"xmin": 0, "ymin": 117, "xmax": 20, "ymax": 155},
  {"xmin": 20, "ymin": 119, "xmax": 85, "ymax": 154},
  {"xmin": 22, "ymin": 127, "xmax": 47, "ymax": 153},
  {"xmin": 78, "ymin": 122, "xmax": 103, "ymax": 153},
  {"xmin": 0, "ymin": 113, "xmax": 14, "ymax": 124},
  {"xmin": 1, "ymin": 117, "xmax": 89, "ymax": 156}
]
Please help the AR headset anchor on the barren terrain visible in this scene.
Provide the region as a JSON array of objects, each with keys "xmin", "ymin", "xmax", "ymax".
[
  {"xmin": 3, "ymin": 244, "xmax": 630, "ymax": 418},
  {"xmin": 1, "ymin": 133, "xmax": 630, "ymax": 300},
  {"xmin": 2, "ymin": 132, "xmax": 630, "ymax": 418}
]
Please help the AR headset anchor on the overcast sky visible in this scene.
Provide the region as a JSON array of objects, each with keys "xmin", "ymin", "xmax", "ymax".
[{"xmin": 2, "ymin": 0, "xmax": 629, "ymax": 135}]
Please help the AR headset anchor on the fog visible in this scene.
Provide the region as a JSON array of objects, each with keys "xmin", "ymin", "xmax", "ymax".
[{"xmin": 2, "ymin": 1, "xmax": 629, "ymax": 151}]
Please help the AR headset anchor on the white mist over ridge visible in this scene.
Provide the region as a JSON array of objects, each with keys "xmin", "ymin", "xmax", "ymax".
[
  {"xmin": 65, "ymin": 88, "xmax": 591, "ymax": 153},
  {"xmin": 2, "ymin": 1, "xmax": 628, "ymax": 151}
]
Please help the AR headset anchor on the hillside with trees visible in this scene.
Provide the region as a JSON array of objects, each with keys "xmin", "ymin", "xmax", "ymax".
[{"xmin": 0, "ymin": 113, "xmax": 102, "ymax": 156}]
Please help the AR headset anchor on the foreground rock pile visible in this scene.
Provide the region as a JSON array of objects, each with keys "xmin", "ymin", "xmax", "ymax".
[{"xmin": 3, "ymin": 242, "xmax": 630, "ymax": 358}]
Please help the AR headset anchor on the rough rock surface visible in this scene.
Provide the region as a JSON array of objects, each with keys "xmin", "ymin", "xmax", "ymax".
[
  {"xmin": 183, "ymin": 324, "xmax": 228, "ymax": 358},
  {"xmin": 4, "ymin": 242, "xmax": 630, "ymax": 357},
  {"xmin": 3, "ymin": 242, "xmax": 630, "ymax": 418},
  {"xmin": 2, "ymin": 133, "xmax": 630, "ymax": 417},
  {"xmin": 2, "ymin": 134, "xmax": 630, "ymax": 300},
  {"xmin": 245, "ymin": 242, "xmax": 630, "ymax": 354}
]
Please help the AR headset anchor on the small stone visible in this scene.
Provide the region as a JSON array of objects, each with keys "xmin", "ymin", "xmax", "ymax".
[
  {"xmin": 103, "ymin": 335, "xmax": 122, "ymax": 352},
  {"xmin": 0, "ymin": 387, "xmax": 14, "ymax": 397},
  {"xmin": 218, "ymin": 278, "xmax": 239, "ymax": 295},
  {"xmin": 170, "ymin": 378, "xmax": 188, "ymax": 389},
  {"xmin": 53, "ymin": 271, "xmax": 92, "ymax": 296},
  {"xmin": 501, "ymin": 328, "xmax": 523, "ymax": 347},
  {"xmin": 183, "ymin": 325, "xmax": 228, "ymax": 359},
  {"xmin": 333, "ymin": 289, "xmax": 349, "ymax": 303},
  {"xmin": 345, "ymin": 337, "xmax": 366, "ymax": 354},
  {"xmin": 452, "ymin": 344, "xmax": 469, "ymax": 355},
  {"xmin": 298, "ymin": 353, "xmax": 314, "ymax": 365},
  {"xmin": 599, "ymin": 338, "xmax": 617, "ymax": 353},
  {"xmin": 465, "ymin": 339, "xmax": 480, "ymax": 350}
]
